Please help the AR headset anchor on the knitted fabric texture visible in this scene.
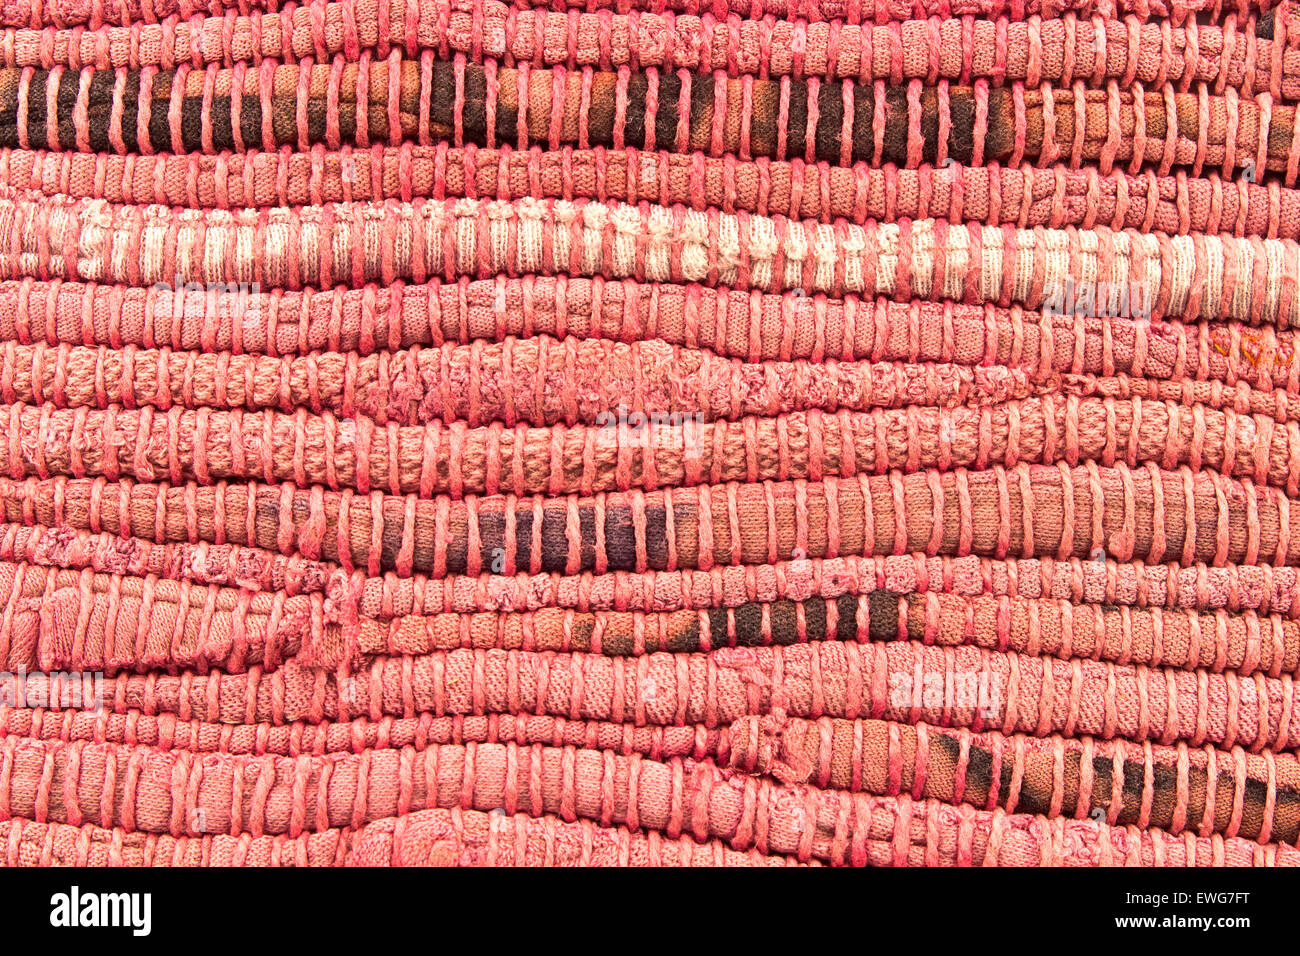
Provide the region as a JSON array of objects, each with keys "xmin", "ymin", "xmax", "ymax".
[{"xmin": 0, "ymin": 0, "xmax": 1296, "ymax": 869}]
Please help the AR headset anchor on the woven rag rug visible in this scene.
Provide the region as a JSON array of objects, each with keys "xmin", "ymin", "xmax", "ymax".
[{"xmin": 1, "ymin": 0, "xmax": 1300, "ymax": 868}]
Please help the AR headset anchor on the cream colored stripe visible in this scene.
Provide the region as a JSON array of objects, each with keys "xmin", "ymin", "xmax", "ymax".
[{"xmin": 6, "ymin": 195, "xmax": 1298, "ymax": 325}]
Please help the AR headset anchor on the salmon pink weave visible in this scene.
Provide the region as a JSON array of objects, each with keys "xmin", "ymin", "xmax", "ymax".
[{"xmin": 0, "ymin": 0, "xmax": 1297, "ymax": 868}]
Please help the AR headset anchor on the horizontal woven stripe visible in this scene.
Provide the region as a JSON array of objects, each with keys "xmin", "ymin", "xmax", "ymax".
[
  {"xmin": 0, "ymin": 809, "xmax": 806, "ymax": 866},
  {"xmin": 0, "ymin": 733, "xmax": 1288, "ymax": 851},
  {"xmin": 3, "ymin": 4, "xmax": 1290, "ymax": 99},
  {"xmin": 7, "ymin": 640, "xmax": 1299, "ymax": 749},
  {"xmin": 2, "ymin": 62, "xmax": 1295, "ymax": 175},
  {"xmin": 7, "ymin": 522, "xmax": 1298, "ymax": 630},
  {"xmin": 4, "ymin": 700, "xmax": 1294, "ymax": 836},
  {"xmin": 0, "ymin": 341, "xmax": 1039, "ymax": 422},
  {"xmin": 0, "ymin": 707, "xmax": 731, "ymax": 758},
  {"xmin": 218, "ymin": 801, "xmax": 1300, "ymax": 866},
  {"xmin": 8, "ymin": 0, "xmax": 1268, "ymax": 29},
  {"xmin": 3, "ymin": 395, "xmax": 1298, "ymax": 496},
  {"xmin": 1079, "ymin": 371, "xmax": 1300, "ymax": 421},
  {"xmin": 7, "ymin": 147, "xmax": 1300, "ymax": 238},
  {"xmin": 2, "ymin": 464, "xmax": 1295, "ymax": 574},
  {"xmin": 8, "ymin": 197, "xmax": 1298, "ymax": 322},
  {"xmin": 729, "ymin": 717, "xmax": 1300, "ymax": 841},
  {"xmin": 262, "ymin": 591, "xmax": 1300, "ymax": 670},
  {"xmin": 4, "ymin": 281, "xmax": 1296, "ymax": 393},
  {"xmin": 0, "ymin": 522, "xmax": 336, "ymax": 594},
  {"xmin": 10, "ymin": 559, "xmax": 1298, "ymax": 672},
  {"xmin": 14, "ymin": 801, "xmax": 1286, "ymax": 868},
  {"xmin": 0, "ymin": 560, "xmax": 315, "ymax": 672},
  {"xmin": 337, "ymin": 553, "xmax": 1300, "ymax": 615},
  {"xmin": 0, "ymin": 816, "xmax": 353, "ymax": 865},
  {"xmin": 7, "ymin": 521, "xmax": 1299, "ymax": 617}
]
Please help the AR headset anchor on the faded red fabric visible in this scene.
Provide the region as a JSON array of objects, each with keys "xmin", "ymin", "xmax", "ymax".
[{"xmin": 0, "ymin": 0, "xmax": 1295, "ymax": 867}]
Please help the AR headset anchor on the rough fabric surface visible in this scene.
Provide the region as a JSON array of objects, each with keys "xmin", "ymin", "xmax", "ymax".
[{"xmin": 0, "ymin": 0, "xmax": 1296, "ymax": 867}]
